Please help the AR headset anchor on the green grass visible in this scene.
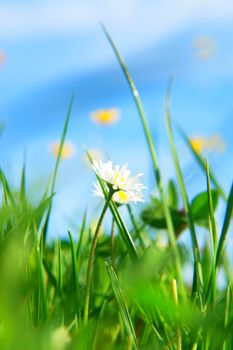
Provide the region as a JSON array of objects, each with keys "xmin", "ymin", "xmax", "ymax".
[{"xmin": 0, "ymin": 28, "xmax": 232, "ymax": 350}]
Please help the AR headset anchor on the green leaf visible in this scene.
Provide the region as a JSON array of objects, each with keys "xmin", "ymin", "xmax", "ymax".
[
  {"xmin": 167, "ymin": 179, "xmax": 178, "ymax": 208},
  {"xmin": 141, "ymin": 198, "xmax": 187, "ymax": 236},
  {"xmin": 191, "ymin": 190, "xmax": 219, "ymax": 227}
]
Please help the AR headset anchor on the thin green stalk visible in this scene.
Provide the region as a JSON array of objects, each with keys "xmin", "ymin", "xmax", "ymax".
[
  {"xmin": 127, "ymin": 204, "xmax": 145, "ymax": 250},
  {"xmin": 205, "ymin": 159, "xmax": 218, "ymax": 303},
  {"xmin": 106, "ymin": 262, "xmax": 138, "ymax": 350},
  {"xmin": 68, "ymin": 230, "xmax": 80, "ymax": 328},
  {"xmin": 41, "ymin": 95, "xmax": 74, "ymax": 245},
  {"xmin": 102, "ymin": 25, "xmax": 184, "ymax": 298},
  {"xmin": 83, "ymin": 187, "xmax": 116, "ymax": 323},
  {"xmin": 111, "ymin": 218, "xmax": 116, "ymax": 269},
  {"xmin": 165, "ymin": 79, "xmax": 202, "ymax": 295},
  {"xmin": 172, "ymin": 279, "xmax": 182, "ymax": 350},
  {"xmin": 215, "ymin": 181, "xmax": 233, "ymax": 267},
  {"xmin": 223, "ymin": 284, "xmax": 232, "ymax": 350}
]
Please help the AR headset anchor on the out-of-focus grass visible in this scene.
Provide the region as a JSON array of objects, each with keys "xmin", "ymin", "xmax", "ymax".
[{"xmin": 0, "ymin": 29, "xmax": 232, "ymax": 350}]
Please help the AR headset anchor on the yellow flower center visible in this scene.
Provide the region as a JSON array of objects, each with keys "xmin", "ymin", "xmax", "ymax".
[{"xmin": 118, "ymin": 190, "xmax": 128, "ymax": 202}]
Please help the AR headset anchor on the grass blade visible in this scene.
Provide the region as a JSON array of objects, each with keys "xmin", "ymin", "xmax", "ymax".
[
  {"xmin": 42, "ymin": 94, "xmax": 75, "ymax": 245},
  {"xmin": 216, "ymin": 181, "xmax": 233, "ymax": 267},
  {"xmin": 165, "ymin": 79, "xmax": 202, "ymax": 294},
  {"xmin": 106, "ymin": 261, "xmax": 138, "ymax": 349},
  {"xmin": 68, "ymin": 230, "xmax": 80, "ymax": 326},
  {"xmin": 205, "ymin": 159, "xmax": 218, "ymax": 303},
  {"xmin": 102, "ymin": 25, "xmax": 184, "ymax": 296}
]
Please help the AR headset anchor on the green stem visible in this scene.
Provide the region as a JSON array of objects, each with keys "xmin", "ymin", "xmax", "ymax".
[
  {"xmin": 83, "ymin": 187, "xmax": 115, "ymax": 323},
  {"xmin": 127, "ymin": 204, "xmax": 146, "ymax": 250},
  {"xmin": 111, "ymin": 218, "xmax": 116, "ymax": 269}
]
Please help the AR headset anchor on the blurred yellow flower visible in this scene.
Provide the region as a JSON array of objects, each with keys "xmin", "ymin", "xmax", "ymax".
[
  {"xmin": 189, "ymin": 134, "xmax": 225, "ymax": 154},
  {"xmin": 192, "ymin": 36, "xmax": 216, "ymax": 61},
  {"xmin": 189, "ymin": 136, "xmax": 206, "ymax": 153},
  {"xmin": 50, "ymin": 141, "xmax": 75, "ymax": 159},
  {"xmin": 90, "ymin": 108, "xmax": 120, "ymax": 125},
  {"xmin": 0, "ymin": 50, "xmax": 6, "ymax": 66}
]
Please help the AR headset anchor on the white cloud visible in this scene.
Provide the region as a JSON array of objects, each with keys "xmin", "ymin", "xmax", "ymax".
[{"xmin": 0, "ymin": 0, "xmax": 233, "ymax": 50}]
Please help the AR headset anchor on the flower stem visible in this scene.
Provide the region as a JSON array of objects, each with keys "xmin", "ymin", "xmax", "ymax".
[{"xmin": 83, "ymin": 188, "xmax": 115, "ymax": 323}]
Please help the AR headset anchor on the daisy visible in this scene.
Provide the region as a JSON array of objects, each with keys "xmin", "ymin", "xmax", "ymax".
[
  {"xmin": 92, "ymin": 159, "xmax": 146, "ymax": 204},
  {"xmin": 90, "ymin": 108, "xmax": 120, "ymax": 125}
]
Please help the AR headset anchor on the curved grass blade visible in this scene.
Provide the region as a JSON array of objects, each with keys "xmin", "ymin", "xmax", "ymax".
[
  {"xmin": 102, "ymin": 25, "xmax": 184, "ymax": 296},
  {"xmin": 41, "ymin": 94, "xmax": 75, "ymax": 245},
  {"xmin": 165, "ymin": 79, "xmax": 202, "ymax": 294},
  {"xmin": 106, "ymin": 261, "xmax": 138, "ymax": 350}
]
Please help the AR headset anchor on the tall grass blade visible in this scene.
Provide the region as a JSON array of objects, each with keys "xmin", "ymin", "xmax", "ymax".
[
  {"xmin": 165, "ymin": 79, "xmax": 202, "ymax": 294},
  {"xmin": 42, "ymin": 95, "xmax": 75, "ymax": 244},
  {"xmin": 223, "ymin": 284, "xmax": 232, "ymax": 350},
  {"xmin": 205, "ymin": 159, "xmax": 218, "ymax": 302},
  {"xmin": 216, "ymin": 181, "xmax": 233, "ymax": 267},
  {"xmin": 106, "ymin": 261, "xmax": 138, "ymax": 349},
  {"xmin": 68, "ymin": 230, "xmax": 80, "ymax": 326},
  {"xmin": 76, "ymin": 209, "xmax": 87, "ymax": 265},
  {"xmin": 102, "ymin": 25, "xmax": 184, "ymax": 296}
]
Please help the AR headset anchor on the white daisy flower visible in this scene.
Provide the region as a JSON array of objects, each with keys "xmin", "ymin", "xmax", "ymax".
[{"xmin": 92, "ymin": 160, "xmax": 146, "ymax": 204}]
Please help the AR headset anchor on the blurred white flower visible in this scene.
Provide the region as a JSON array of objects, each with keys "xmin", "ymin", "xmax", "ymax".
[{"xmin": 92, "ymin": 160, "xmax": 146, "ymax": 204}]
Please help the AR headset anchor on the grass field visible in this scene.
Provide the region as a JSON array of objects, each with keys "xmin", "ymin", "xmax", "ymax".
[{"xmin": 0, "ymin": 29, "xmax": 233, "ymax": 350}]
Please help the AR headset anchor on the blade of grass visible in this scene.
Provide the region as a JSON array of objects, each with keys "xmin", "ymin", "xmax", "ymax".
[
  {"xmin": 102, "ymin": 25, "xmax": 184, "ymax": 297},
  {"xmin": 19, "ymin": 160, "xmax": 26, "ymax": 202},
  {"xmin": 76, "ymin": 208, "xmax": 87, "ymax": 266},
  {"xmin": 216, "ymin": 181, "xmax": 233, "ymax": 267},
  {"xmin": 68, "ymin": 230, "xmax": 80, "ymax": 327},
  {"xmin": 41, "ymin": 94, "xmax": 74, "ymax": 245},
  {"xmin": 106, "ymin": 261, "xmax": 138, "ymax": 350},
  {"xmin": 165, "ymin": 79, "xmax": 202, "ymax": 295},
  {"xmin": 205, "ymin": 159, "xmax": 218, "ymax": 303},
  {"xmin": 57, "ymin": 239, "xmax": 62, "ymax": 296},
  {"xmin": 178, "ymin": 127, "xmax": 227, "ymax": 202},
  {"xmin": 127, "ymin": 204, "xmax": 146, "ymax": 250},
  {"xmin": 0, "ymin": 168, "xmax": 15, "ymax": 205},
  {"xmin": 223, "ymin": 284, "xmax": 232, "ymax": 350},
  {"xmin": 33, "ymin": 225, "xmax": 47, "ymax": 321}
]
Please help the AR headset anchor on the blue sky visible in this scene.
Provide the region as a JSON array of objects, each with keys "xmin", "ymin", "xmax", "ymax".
[{"xmin": 0, "ymin": 0, "xmax": 233, "ymax": 238}]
